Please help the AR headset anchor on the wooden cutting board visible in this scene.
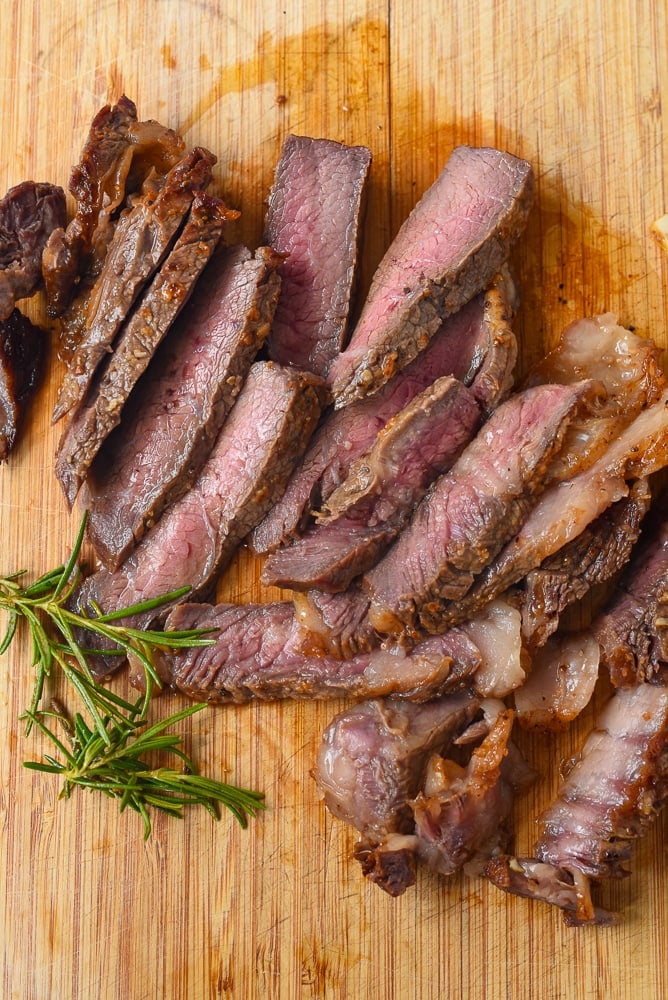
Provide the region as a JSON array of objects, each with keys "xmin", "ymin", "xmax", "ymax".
[{"xmin": 1, "ymin": 2, "xmax": 667, "ymax": 997}]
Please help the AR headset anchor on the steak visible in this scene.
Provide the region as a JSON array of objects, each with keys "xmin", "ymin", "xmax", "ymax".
[
  {"xmin": 0, "ymin": 310, "xmax": 46, "ymax": 461},
  {"xmin": 364, "ymin": 380, "xmax": 598, "ymax": 638},
  {"xmin": 154, "ymin": 601, "xmax": 482, "ymax": 703},
  {"xmin": 55, "ymin": 194, "xmax": 233, "ymax": 508},
  {"xmin": 0, "ymin": 180, "xmax": 66, "ymax": 320},
  {"xmin": 42, "ymin": 96, "xmax": 186, "ymax": 317},
  {"xmin": 82, "ymin": 244, "xmax": 282, "ymax": 569},
  {"xmin": 328, "ymin": 146, "xmax": 533, "ymax": 407},
  {"xmin": 292, "ymin": 588, "xmax": 377, "ymax": 659},
  {"xmin": 252, "ymin": 274, "xmax": 517, "ymax": 554},
  {"xmin": 261, "ymin": 376, "xmax": 481, "ymax": 591},
  {"xmin": 73, "ymin": 362, "xmax": 328, "ymax": 678},
  {"xmin": 265, "ymin": 134, "xmax": 371, "ymax": 377},
  {"xmin": 52, "ymin": 145, "xmax": 216, "ymax": 422}
]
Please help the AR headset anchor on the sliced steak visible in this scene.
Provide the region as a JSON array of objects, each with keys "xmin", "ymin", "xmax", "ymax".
[
  {"xmin": 153, "ymin": 600, "xmax": 481, "ymax": 702},
  {"xmin": 73, "ymin": 362, "xmax": 328, "ymax": 678},
  {"xmin": 82, "ymin": 244, "xmax": 282, "ymax": 569},
  {"xmin": 514, "ymin": 632, "xmax": 601, "ymax": 731},
  {"xmin": 55, "ymin": 194, "xmax": 233, "ymax": 508},
  {"xmin": 328, "ymin": 146, "xmax": 533, "ymax": 407},
  {"xmin": 264, "ymin": 134, "xmax": 371, "ymax": 377},
  {"xmin": 0, "ymin": 180, "xmax": 66, "ymax": 320},
  {"xmin": 364, "ymin": 380, "xmax": 598, "ymax": 638},
  {"xmin": 52, "ymin": 145, "xmax": 216, "ymax": 422},
  {"xmin": 314, "ymin": 692, "xmax": 479, "ymax": 894},
  {"xmin": 0, "ymin": 310, "xmax": 46, "ymax": 461},
  {"xmin": 594, "ymin": 509, "xmax": 668, "ymax": 686},
  {"xmin": 488, "ymin": 685, "xmax": 668, "ymax": 925},
  {"xmin": 520, "ymin": 478, "xmax": 652, "ymax": 649},
  {"xmin": 252, "ymin": 275, "xmax": 516, "ymax": 554},
  {"xmin": 261, "ymin": 376, "xmax": 481, "ymax": 591},
  {"xmin": 42, "ymin": 96, "xmax": 186, "ymax": 317},
  {"xmin": 292, "ymin": 587, "xmax": 378, "ymax": 659}
]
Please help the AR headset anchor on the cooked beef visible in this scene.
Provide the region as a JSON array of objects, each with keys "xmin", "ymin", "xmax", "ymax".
[
  {"xmin": 264, "ymin": 134, "xmax": 371, "ymax": 377},
  {"xmin": 42, "ymin": 96, "xmax": 186, "ymax": 317},
  {"xmin": 73, "ymin": 362, "xmax": 328, "ymax": 678},
  {"xmin": 364, "ymin": 380, "xmax": 598, "ymax": 638},
  {"xmin": 52, "ymin": 146, "xmax": 216, "ymax": 422},
  {"xmin": 0, "ymin": 310, "xmax": 46, "ymax": 460},
  {"xmin": 82, "ymin": 244, "xmax": 282, "ymax": 569},
  {"xmin": 484, "ymin": 857, "xmax": 616, "ymax": 926},
  {"xmin": 514, "ymin": 632, "xmax": 601, "ymax": 731},
  {"xmin": 153, "ymin": 601, "xmax": 481, "ymax": 702},
  {"xmin": 520, "ymin": 478, "xmax": 652, "ymax": 649},
  {"xmin": 292, "ymin": 587, "xmax": 378, "ymax": 659},
  {"xmin": 460, "ymin": 599, "xmax": 525, "ymax": 698},
  {"xmin": 328, "ymin": 146, "xmax": 533, "ymax": 407},
  {"xmin": 0, "ymin": 181, "xmax": 66, "ymax": 320},
  {"xmin": 261, "ymin": 376, "xmax": 481, "ymax": 591},
  {"xmin": 313, "ymin": 693, "xmax": 479, "ymax": 894},
  {"xmin": 434, "ymin": 388, "xmax": 668, "ymax": 631},
  {"xmin": 594, "ymin": 509, "xmax": 668, "ymax": 686},
  {"xmin": 55, "ymin": 194, "xmax": 233, "ymax": 508},
  {"xmin": 252, "ymin": 275, "xmax": 517, "ymax": 554},
  {"xmin": 487, "ymin": 684, "xmax": 668, "ymax": 925}
]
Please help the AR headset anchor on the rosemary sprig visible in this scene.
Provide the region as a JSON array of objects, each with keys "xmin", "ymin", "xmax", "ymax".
[{"xmin": 0, "ymin": 514, "xmax": 265, "ymax": 837}]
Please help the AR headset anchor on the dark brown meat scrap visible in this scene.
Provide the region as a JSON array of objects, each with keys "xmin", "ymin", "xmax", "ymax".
[
  {"xmin": 42, "ymin": 96, "xmax": 186, "ymax": 317},
  {"xmin": 261, "ymin": 376, "xmax": 481, "ymax": 591},
  {"xmin": 82, "ymin": 244, "xmax": 282, "ymax": 569},
  {"xmin": 153, "ymin": 601, "xmax": 482, "ymax": 703},
  {"xmin": 264, "ymin": 134, "xmax": 371, "ymax": 377},
  {"xmin": 0, "ymin": 310, "xmax": 46, "ymax": 461},
  {"xmin": 52, "ymin": 145, "xmax": 216, "ymax": 422},
  {"xmin": 252, "ymin": 275, "xmax": 517, "ymax": 555},
  {"xmin": 328, "ymin": 146, "xmax": 533, "ymax": 407},
  {"xmin": 0, "ymin": 181, "xmax": 67, "ymax": 320},
  {"xmin": 55, "ymin": 193, "xmax": 234, "ymax": 508},
  {"xmin": 364, "ymin": 380, "xmax": 600, "ymax": 638},
  {"xmin": 73, "ymin": 362, "xmax": 328, "ymax": 678}
]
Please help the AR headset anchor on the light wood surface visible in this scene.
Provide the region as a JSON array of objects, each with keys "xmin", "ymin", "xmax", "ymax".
[{"xmin": 1, "ymin": 2, "xmax": 667, "ymax": 998}]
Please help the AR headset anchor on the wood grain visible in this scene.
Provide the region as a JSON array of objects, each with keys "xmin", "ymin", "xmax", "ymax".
[{"xmin": 1, "ymin": 1, "xmax": 667, "ymax": 997}]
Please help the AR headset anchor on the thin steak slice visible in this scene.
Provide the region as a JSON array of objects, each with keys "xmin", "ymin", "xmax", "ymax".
[
  {"xmin": 82, "ymin": 244, "xmax": 282, "ymax": 569},
  {"xmin": 364, "ymin": 380, "xmax": 599, "ymax": 638},
  {"xmin": 314, "ymin": 692, "xmax": 479, "ymax": 895},
  {"xmin": 252, "ymin": 274, "xmax": 517, "ymax": 554},
  {"xmin": 52, "ymin": 145, "xmax": 216, "ymax": 422},
  {"xmin": 0, "ymin": 310, "xmax": 46, "ymax": 461},
  {"xmin": 264, "ymin": 134, "xmax": 371, "ymax": 377},
  {"xmin": 55, "ymin": 194, "xmax": 234, "ymax": 508},
  {"xmin": 328, "ymin": 146, "xmax": 533, "ymax": 407},
  {"xmin": 261, "ymin": 376, "xmax": 481, "ymax": 591},
  {"xmin": 153, "ymin": 601, "xmax": 481, "ymax": 703},
  {"xmin": 73, "ymin": 362, "xmax": 328, "ymax": 678},
  {"xmin": 42, "ymin": 95, "xmax": 186, "ymax": 317},
  {"xmin": 292, "ymin": 587, "xmax": 378, "ymax": 659},
  {"xmin": 0, "ymin": 180, "xmax": 66, "ymax": 320},
  {"xmin": 487, "ymin": 684, "xmax": 668, "ymax": 925}
]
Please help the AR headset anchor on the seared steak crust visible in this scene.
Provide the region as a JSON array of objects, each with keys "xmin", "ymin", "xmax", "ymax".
[{"xmin": 0, "ymin": 310, "xmax": 46, "ymax": 461}]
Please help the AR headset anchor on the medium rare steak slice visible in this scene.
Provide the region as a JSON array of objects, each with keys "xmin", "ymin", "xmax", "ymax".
[
  {"xmin": 261, "ymin": 376, "xmax": 481, "ymax": 591},
  {"xmin": 265, "ymin": 134, "xmax": 371, "ymax": 377},
  {"xmin": 55, "ymin": 194, "xmax": 234, "ymax": 508},
  {"xmin": 0, "ymin": 310, "xmax": 46, "ymax": 461},
  {"xmin": 42, "ymin": 95, "xmax": 185, "ymax": 317},
  {"xmin": 0, "ymin": 180, "xmax": 66, "ymax": 320},
  {"xmin": 364, "ymin": 380, "xmax": 598, "ymax": 638},
  {"xmin": 328, "ymin": 146, "xmax": 533, "ymax": 407},
  {"xmin": 314, "ymin": 693, "xmax": 479, "ymax": 894},
  {"xmin": 252, "ymin": 274, "xmax": 517, "ymax": 554},
  {"xmin": 73, "ymin": 362, "xmax": 328, "ymax": 678},
  {"xmin": 82, "ymin": 244, "xmax": 282, "ymax": 569},
  {"xmin": 154, "ymin": 601, "xmax": 481, "ymax": 703},
  {"xmin": 52, "ymin": 145, "xmax": 216, "ymax": 422},
  {"xmin": 292, "ymin": 588, "xmax": 377, "ymax": 659}
]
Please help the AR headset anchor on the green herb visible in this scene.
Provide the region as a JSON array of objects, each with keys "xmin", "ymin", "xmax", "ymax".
[{"xmin": 0, "ymin": 514, "xmax": 265, "ymax": 837}]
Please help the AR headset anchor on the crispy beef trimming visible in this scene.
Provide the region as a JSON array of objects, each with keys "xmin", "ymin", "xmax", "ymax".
[
  {"xmin": 82, "ymin": 244, "xmax": 283, "ymax": 569},
  {"xmin": 0, "ymin": 310, "xmax": 46, "ymax": 461},
  {"xmin": 264, "ymin": 134, "xmax": 371, "ymax": 377},
  {"xmin": 328, "ymin": 146, "xmax": 533, "ymax": 407},
  {"xmin": 52, "ymin": 145, "xmax": 216, "ymax": 422},
  {"xmin": 72, "ymin": 362, "xmax": 328, "ymax": 678}
]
